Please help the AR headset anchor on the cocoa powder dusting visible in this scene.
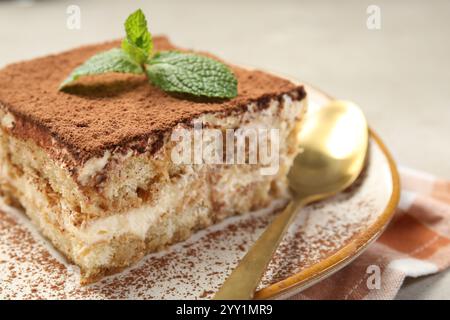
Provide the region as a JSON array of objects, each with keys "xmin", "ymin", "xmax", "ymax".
[{"xmin": 0, "ymin": 36, "xmax": 305, "ymax": 167}]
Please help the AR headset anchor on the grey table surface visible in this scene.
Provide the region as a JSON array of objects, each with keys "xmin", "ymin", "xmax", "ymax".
[{"xmin": 0, "ymin": 0, "xmax": 449, "ymax": 299}]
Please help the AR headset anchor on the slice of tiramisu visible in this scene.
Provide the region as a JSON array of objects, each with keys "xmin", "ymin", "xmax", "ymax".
[{"xmin": 0, "ymin": 12, "xmax": 306, "ymax": 283}]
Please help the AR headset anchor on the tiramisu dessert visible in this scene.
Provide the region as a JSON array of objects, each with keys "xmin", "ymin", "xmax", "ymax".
[{"xmin": 0, "ymin": 10, "xmax": 307, "ymax": 283}]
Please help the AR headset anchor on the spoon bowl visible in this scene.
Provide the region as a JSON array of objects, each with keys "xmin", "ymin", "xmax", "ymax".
[
  {"xmin": 214, "ymin": 100, "xmax": 369, "ymax": 300},
  {"xmin": 289, "ymin": 101, "xmax": 368, "ymax": 200}
]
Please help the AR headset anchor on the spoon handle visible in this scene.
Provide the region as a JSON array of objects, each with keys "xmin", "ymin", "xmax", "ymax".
[{"xmin": 213, "ymin": 198, "xmax": 306, "ymax": 300}]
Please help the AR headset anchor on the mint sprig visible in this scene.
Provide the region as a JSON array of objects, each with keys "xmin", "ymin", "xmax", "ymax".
[{"xmin": 60, "ymin": 9, "xmax": 238, "ymax": 99}]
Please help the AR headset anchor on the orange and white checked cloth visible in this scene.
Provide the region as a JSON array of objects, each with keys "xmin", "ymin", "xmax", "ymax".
[{"xmin": 291, "ymin": 167, "xmax": 450, "ymax": 300}]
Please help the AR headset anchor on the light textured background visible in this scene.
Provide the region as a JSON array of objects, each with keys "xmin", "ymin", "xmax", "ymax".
[{"xmin": 0, "ymin": 0, "xmax": 449, "ymax": 299}]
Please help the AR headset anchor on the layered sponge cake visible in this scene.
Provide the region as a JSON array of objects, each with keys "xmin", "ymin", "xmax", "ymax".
[{"xmin": 0, "ymin": 36, "xmax": 307, "ymax": 283}]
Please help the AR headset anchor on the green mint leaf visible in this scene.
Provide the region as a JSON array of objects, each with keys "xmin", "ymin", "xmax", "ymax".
[
  {"xmin": 59, "ymin": 48, "xmax": 144, "ymax": 89},
  {"xmin": 145, "ymin": 51, "xmax": 238, "ymax": 99},
  {"xmin": 121, "ymin": 38, "xmax": 148, "ymax": 65},
  {"xmin": 122, "ymin": 9, "xmax": 152, "ymax": 64},
  {"xmin": 60, "ymin": 10, "xmax": 238, "ymax": 101}
]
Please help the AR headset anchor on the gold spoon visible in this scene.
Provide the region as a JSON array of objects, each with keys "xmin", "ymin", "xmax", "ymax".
[{"xmin": 214, "ymin": 100, "xmax": 369, "ymax": 300}]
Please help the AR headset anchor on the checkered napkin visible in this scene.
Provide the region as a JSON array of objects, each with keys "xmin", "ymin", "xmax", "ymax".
[{"xmin": 290, "ymin": 167, "xmax": 450, "ymax": 300}]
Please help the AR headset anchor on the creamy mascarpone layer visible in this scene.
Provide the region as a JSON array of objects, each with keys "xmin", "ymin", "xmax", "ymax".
[{"xmin": 69, "ymin": 167, "xmax": 271, "ymax": 244}]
